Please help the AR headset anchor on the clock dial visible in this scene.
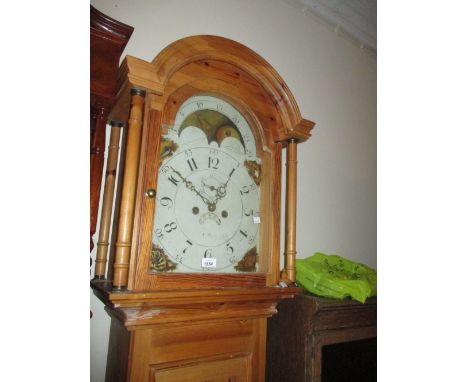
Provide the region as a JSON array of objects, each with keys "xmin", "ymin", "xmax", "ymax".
[{"xmin": 151, "ymin": 96, "xmax": 261, "ymax": 273}]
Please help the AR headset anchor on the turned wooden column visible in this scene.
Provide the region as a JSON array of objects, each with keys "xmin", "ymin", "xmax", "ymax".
[
  {"xmin": 94, "ymin": 121, "xmax": 124, "ymax": 279},
  {"xmin": 90, "ymin": 106, "xmax": 108, "ymax": 251},
  {"xmin": 283, "ymin": 138, "xmax": 298, "ymax": 283},
  {"xmin": 113, "ymin": 89, "xmax": 146, "ymax": 289}
]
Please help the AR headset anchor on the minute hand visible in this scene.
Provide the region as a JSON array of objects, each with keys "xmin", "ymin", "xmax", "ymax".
[
  {"xmin": 170, "ymin": 167, "xmax": 213, "ymax": 206},
  {"xmin": 214, "ymin": 167, "xmax": 236, "ymax": 203}
]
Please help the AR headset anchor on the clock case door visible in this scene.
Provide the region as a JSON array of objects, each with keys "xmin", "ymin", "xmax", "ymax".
[{"xmin": 107, "ymin": 36, "xmax": 314, "ymax": 292}]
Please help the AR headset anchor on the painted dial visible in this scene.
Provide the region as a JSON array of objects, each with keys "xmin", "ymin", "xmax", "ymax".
[{"xmin": 151, "ymin": 95, "xmax": 261, "ymax": 273}]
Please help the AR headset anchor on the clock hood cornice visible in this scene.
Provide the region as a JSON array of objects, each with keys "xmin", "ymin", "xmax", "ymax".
[{"xmin": 110, "ymin": 35, "xmax": 314, "ymax": 144}]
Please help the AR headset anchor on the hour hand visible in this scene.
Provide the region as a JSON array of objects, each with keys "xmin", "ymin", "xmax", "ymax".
[{"xmin": 170, "ymin": 167, "xmax": 213, "ymax": 206}]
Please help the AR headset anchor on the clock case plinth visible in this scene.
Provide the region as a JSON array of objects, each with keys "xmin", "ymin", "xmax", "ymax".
[
  {"xmin": 91, "ymin": 35, "xmax": 314, "ymax": 382},
  {"xmin": 93, "ymin": 280, "xmax": 301, "ymax": 382}
]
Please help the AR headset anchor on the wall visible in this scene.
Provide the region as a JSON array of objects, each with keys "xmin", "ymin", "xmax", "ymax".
[{"xmin": 90, "ymin": 0, "xmax": 376, "ymax": 380}]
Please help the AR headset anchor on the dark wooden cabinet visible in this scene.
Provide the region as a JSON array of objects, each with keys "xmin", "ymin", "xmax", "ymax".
[
  {"xmin": 266, "ymin": 293, "xmax": 377, "ymax": 382},
  {"xmin": 90, "ymin": 5, "xmax": 133, "ymax": 251}
]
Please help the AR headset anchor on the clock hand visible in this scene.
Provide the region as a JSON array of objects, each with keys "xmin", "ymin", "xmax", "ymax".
[
  {"xmin": 214, "ymin": 167, "xmax": 236, "ymax": 204},
  {"xmin": 170, "ymin": 167, "xmax": 217, "ymax": 210}
]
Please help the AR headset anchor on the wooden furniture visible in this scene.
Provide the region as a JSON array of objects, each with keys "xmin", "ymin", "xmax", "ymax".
[
  {"xmin": 90, "ymin": 5, "xmax": 133, "ymax": 252},
  {"xmin": 266, "ymin": 293, "xmax": 377, "ymax": 382},
  {"xmin": 91, "ymin": 35, "xmax": 315, "ymax": 382}
]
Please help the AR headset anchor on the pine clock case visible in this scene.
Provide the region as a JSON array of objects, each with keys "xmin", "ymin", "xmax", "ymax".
[
  {"xmin": 91, "ymin": 35, "xmax": 315, "ymax": 382},
  {"xmin": 106, "ymin": 35, "xmax": 314, "ymax": 291}
]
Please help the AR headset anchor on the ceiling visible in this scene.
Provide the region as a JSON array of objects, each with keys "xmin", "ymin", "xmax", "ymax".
[{"xmin": 287, "ymin": 0, "xmax": 377, "ymax": 52}]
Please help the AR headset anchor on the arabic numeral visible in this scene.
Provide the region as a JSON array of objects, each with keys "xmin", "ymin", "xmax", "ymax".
[
  {"xmin": 182, "ymin": 240, "xmax": 193, "ymax": 254},
  {"xmin": 164, "ymin": 222, "xmax": 178, "ymax": 233},
  {"xmin": 208, "ymin": 156, "xmax": 219, "ymax": 169},
  {"xmin": 155, "ymin": 228, "xmax": 164, "ymax": 239},
  {"xmin": 240, "ymin": 184, "xmax": 256, "ymax": 195},
  {"xmin": 244, "ymin": 209, "xmax": 253, "ymax": 217},
  {"xmin": 159, "ymin": 197, "xmax": 173, "ymax": 208},
  {"xmin": 168, "ymin": 174, "xmax": 180, "ymax": 187},
  {"xmin": 187, "ymin": 157, "xmax": 198, "ymax": 172},
  {"xmin": 240, "ymin": 186, "xmax": 250, "ymax": 195}
]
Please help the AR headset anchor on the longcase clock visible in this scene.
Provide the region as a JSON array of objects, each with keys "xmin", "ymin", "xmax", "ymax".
[{"xmin": 91, "ymin": 35, "xmax": 315, "ymax": 382}]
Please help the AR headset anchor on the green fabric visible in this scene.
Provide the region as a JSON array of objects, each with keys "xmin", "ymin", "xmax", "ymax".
[{"xmin": 296, "ymin": 253, "xmax": 377, "ymax": 303}]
